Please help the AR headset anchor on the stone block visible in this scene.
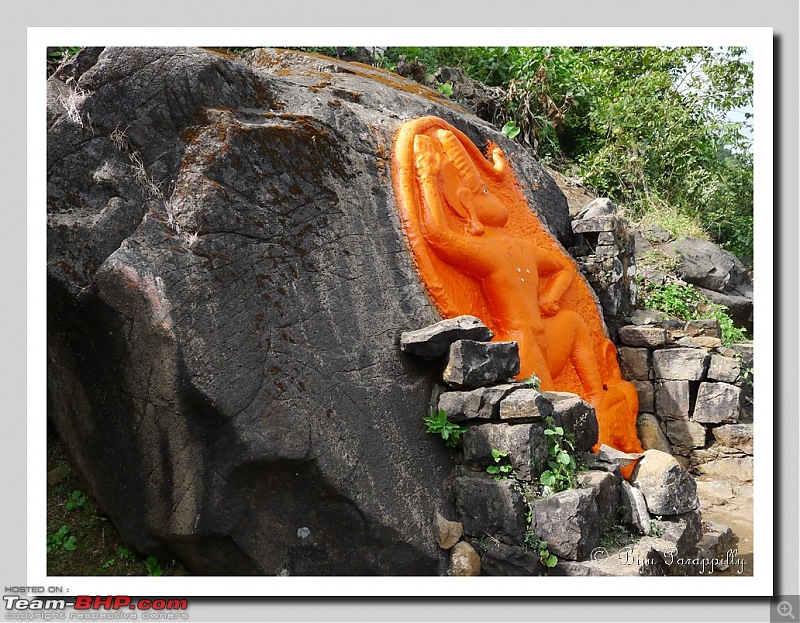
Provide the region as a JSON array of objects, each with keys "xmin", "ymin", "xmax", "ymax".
[
  {"xmin": 438, "ymin": 384, "xmax": 517, "ymax": 421},
  {"xmin": 620, "ymin": 480, "xmax": 651, "ymax": 535},
  {"xmin": 712, "ymin": 423, "xmax": 753, "ymax": 455},
  {"xmin": 499, "ymin": 388, "xmax": 554, "ymax": 422},
  {"xmin": 595, "ymin": 244, "xmax": 620, "ymax": 259},
  {"xmin": 532, "ymin": 488, "xmax": 601, "ymax": 561},
  {"xmin": 631, "ymin": 381, "xmax": 654, "ymax": 413},
  {"xmin": 664, "ymin": 419, "xmax": 707, "ymax": 452},
  {"xmin": 630, "ymin": 449, "xmax": 699, "ymax": 516},
  {"xmin": 652, "ymin": 348, "xmax": 709, "ymax": 380},
  {"xmin": 618, "ymin": 326, "xmax": 669, "ymax": 348},
  {"xmin": 442, "ymin": 340, "xmax": 520, "ymax": 389},
  {"xmin": 576, "ymin": 469, "xmax": 621, "ymax": 529},
  {"xmin": 636, "ymin": 413, "xmax": 672, "ymax": 454},
  {"xmin": 454, "ymin": 476, "xmax": 527, "ymax": 543},
  {"xmin": 541, "ymin": 391, "xmax": 598, "ymax": 453},
  {"xmin": 619, "ymin": 347, "xmax": 650, "ymax": 381},
  {"xmin": 572, "ymin": 215, "xmax": 618, "ymax": 233},
  {"xmin": 400, "ymin": 315, "xmax": 492, "ymax": 359},
  {"xmin": 462, "ymin": 422, "xmax": 547, "ymax": 481},
  {"xmin": 655, "ymin": 381, "xmax": 690, "ymax": 420},
  {"xmin": 707, "ymin": 355, "xmax": 741, "ymax": 384},
  {"xmin": 692, "ymin": 382, "xmax": 742, "ymax": 424}
]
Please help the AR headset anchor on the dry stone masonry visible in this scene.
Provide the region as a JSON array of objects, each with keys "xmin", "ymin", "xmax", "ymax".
[
  {"xmin": 617, "ymin": 319, "xmax": 754, "ymax": 481},
  {"xmin": 402, "ymin": 315, "xmax": 713, "ymax": 576}
]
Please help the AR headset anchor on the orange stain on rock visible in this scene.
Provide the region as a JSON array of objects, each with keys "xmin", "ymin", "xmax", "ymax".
[{"xmin": 392, "ymin": 116, "xmax": 643, "ymax": 474}]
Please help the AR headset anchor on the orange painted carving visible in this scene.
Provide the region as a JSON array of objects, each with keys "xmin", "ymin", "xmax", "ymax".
[{"xmin": 391, "ymin": 116, "xmax": 643, "ymax": 474}]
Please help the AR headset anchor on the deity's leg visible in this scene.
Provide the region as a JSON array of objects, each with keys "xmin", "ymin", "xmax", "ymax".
[{"xmin": 542, "ymin": 310, "xmax": 605, "ymax": 400}]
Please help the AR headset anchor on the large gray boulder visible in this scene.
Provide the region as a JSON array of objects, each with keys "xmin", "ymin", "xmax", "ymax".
[{"xmin": 46, "ymin": 47, "xmax": 574, "ymax": 575}]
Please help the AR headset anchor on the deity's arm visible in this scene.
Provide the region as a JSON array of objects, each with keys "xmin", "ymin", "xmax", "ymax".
[{"xmin": 536, "ymin": 248, "xmax": 575, "ymax": 315}]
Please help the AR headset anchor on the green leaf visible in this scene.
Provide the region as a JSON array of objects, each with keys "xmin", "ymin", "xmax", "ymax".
[{"xmin": 501, "ymin": 121, "xmax": 521, "ymax": 139}]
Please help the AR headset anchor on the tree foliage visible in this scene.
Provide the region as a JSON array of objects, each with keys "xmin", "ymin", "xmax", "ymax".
[{"xmin": 382, "ymin": 46, "xmax": 754, "ymax": 261}]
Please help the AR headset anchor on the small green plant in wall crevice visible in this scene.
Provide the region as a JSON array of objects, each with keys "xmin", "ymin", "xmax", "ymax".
[
  {"xmin": 539, "ymin": 416, "xmax": 580, "ymax": 494},
  {"xmin": 423, "ymin": 408, "xmax": 468, "ymax": 448},
  {"xmin": 485, "ymin": 448, "xmax": 514, "ymax": 481},
  {"xmin": 524, "ymin": 530, "xmax": 558, "ymax": 568}
]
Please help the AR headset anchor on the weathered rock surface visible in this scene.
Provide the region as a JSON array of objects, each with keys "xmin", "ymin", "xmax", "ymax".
[
  {"xmin": 498, "ymin": 388, "xmax": 554, "ymax": 421},
  {"xmin": 449, "ymin": 541, "xmax": 481, "ymax": 576},
  {"xmin": 712, "ymin": 423, "xmax": 753, "ymax": 455},
  {"xmin": 454, "ymin": 476, "xmax": 527, "ymax": 543},
  {"xmin": 655, "ymin": 381, "xmax": 690, "ymax": 419},
  {"xmin": 438, "ymin": 384, "xmax": 516, "ymax": 422},
  {"xmin": 461, "ymin": 422, "xmax": 547, "ymax": 481},
  {"xmin": 479, "ymin": 541, "xmax": 544, "ymax": 576},
  {"xmin": 692, "ymin": 382, "xmax": 742, "ymax": 424},
  {"xmin": 618, "ymin": 326, "xmax": 668, "ymax": 348},
  {"xmin": 707, "ymin": 354, "xmax": 741, "ymax": 383},
  {"xmin": 442, "ymin": 340, "xmax": 520, "ymax": 389},
  {"xmin": 46, "ymin": 47, "xmax": 576, "ymax": 575},
  {"xmin": 636, "ymin": 413, "xmax": 672, "ymax": 454},
  {"xmin": 618, "ymin": 347, "xmax": 651, "ymax": 380},
  {"xmin": 532, "ymin": 489, "xmax": 601, "ymax": 561},
  {"xmin": 652, "ymin": 348, "xmax": 710, "ymax": 381},
  {"xmin": 401, "ymin": 315, "xmax": 492, "ymax": 359},
  {"xmin": 630, "ymin": 450, "xmax": 699, "ymax": 516},
  {"xmin": 620, "ymin": 480, "xmax": 651, "ymax": 535},
  {"xmin": 433, "ymin": 512, "xmax": 463, "ymax": 550},
  {"xmin": 542, "ymin": 391, "xmax": 599, "ymax": 453}
]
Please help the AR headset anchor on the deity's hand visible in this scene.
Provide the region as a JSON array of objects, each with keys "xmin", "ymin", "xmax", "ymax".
[{"xmin": 539, "ymin": 297, "xmax": 560, "ymax": 317}]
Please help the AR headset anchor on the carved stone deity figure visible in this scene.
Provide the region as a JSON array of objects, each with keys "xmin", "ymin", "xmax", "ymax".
[{"xmin": 392, "ymin": 116, "xmax": 644, "ymax": 467}]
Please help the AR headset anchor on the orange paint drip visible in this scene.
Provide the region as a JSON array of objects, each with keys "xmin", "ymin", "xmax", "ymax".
[{"xmin": 391, "ymin": 117, "xmax": 643, "ymax": 475}]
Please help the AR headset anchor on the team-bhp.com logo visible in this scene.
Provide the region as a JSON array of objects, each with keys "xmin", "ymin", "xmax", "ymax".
[{"xmin": 4, "ymin": 595, "xmax": 188, "ymax": 619}]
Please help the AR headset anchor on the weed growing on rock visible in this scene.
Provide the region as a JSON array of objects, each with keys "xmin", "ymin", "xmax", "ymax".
[
  {"xmin": 485, "ymin": 448, "xmax": 513, "ymax": 481},
  {"xmin": 539, "ymin": 416, "xmax": 579, "ymax": 493},
  {"xmin": 524, "ymin": 531, "xmax": 558, "ymax": 568},
  {"xmin": 649, "ymin": 515, "xmax": 666, "ymax": 537},
  {"xmin": 636, "ymin": 276, "xmax": 748, "ymax": 345},
  {"xmin": 423, "ymin": 408, "xmax": 467, "ymax": 448}
]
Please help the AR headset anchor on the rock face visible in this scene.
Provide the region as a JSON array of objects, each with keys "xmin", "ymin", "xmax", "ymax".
[{"xmin": 46, "ymin": 47, "xmax": 574, "ymax": 575}]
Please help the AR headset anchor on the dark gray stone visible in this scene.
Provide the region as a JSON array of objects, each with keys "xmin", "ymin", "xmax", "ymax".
[
  {"xmin": 400, "ymin": 315, "xmax": 493, "ymax": 360},
  {"xmin": 542, "ymin": 391, "xmax": 598, "ymax": 453},
  {"xmin": 479, "ymin": 541, "xmax": 545, "ymax": 576},
  {"xmin": 461, "ymin": 422, "xmax": 547, "ymax": 481},
  {"xmin": 655, "ymin": 381, "xmax": 690, "ymax": 420},
  {"xmin": 662, "ymin": 237, "xmax": 752, "ymax": 295},
  {"xmin": 454, "ymin": 476, "xmax": 527, "ymax": 543},
  {"xmin": 619, "ymin": 347, "xmax": 651, "ymax": 381},
  {"xmin": 653, "ymin": 348, "xmax": 710, "ymax": 381},
  {"xmin": 442, "ymin": 340, "xmax": 520, "ymax": 389},
  {"xmin": 532, "ymin": 489, "xmax": 601, "ymax": 561},
  {"xmin": 631, "ymin": 381, "xmax": 655, "ymax": 413},
  {"xmin": 692, "ymin": 382, "xmax": 742, "ymax": 424},
  {"xmin": 627, "ymin": 309, "xmax": 668, "ymax": 326},
  {"xmin": 438, "ymin": 384, "xmax": 517, "ymax": 421},
  {"xmin": 618, "ymin": 326, "xmax": 669, "ymax": 348},
  {"xmin": 576, "ymin": 470, "xmax": 621, "ymax": 528},
  {"xmin": 576, "ymin": 197, "xmax": 617, "ymax": 219},
  {"xmin": 696, "ymin": 287, "xmax": 753, "ymax": 334},
  {"xmin": 498, "ymin": 388, "xmax": 554, "ymax": 421},
  {"xmin": 572, "ymin": 215, "xmax": 618, "ymax": 233},
  {"xmin": 630, "ymin": 450, "xmax": 700, "ymax": 516}
]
